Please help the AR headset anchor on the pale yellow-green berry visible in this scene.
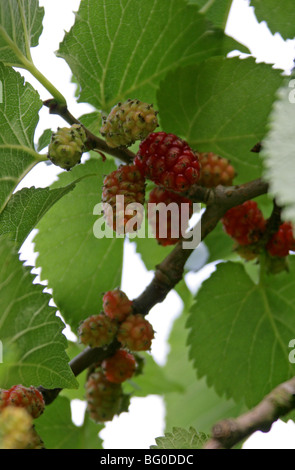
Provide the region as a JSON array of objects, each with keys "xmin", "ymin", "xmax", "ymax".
[
  {"xmin": 48, "ymin": 124, "xmax": 87, "ymax": 170},
  {"xmin": 0, "ymin": 406, "xmax": 34, "ymax": 449},
  {"xmin": 100, "ymin": 99, "xmax": 159, "ymax": 148}
]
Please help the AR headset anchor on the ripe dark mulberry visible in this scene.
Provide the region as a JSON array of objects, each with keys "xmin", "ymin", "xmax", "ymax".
[
  {"xmin": 222, "ymin": 200, "xmax": 266, "ymax": 246},
  {"xmin": 134, "ymin": 132, "xmax": 201, "ymax": 191},
  {"xmin": 266, "ymin": 222, "xmax": 295, "ymax": 258}
]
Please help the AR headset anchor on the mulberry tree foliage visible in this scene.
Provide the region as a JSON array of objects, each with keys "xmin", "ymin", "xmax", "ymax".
[{"xmin": 0, "ymin": 0, "xmax": 295, "ymax": 450}]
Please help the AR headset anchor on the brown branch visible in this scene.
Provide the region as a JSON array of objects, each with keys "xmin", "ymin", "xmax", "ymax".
[
  {"xmin": 69, "ymin": 340, "xmax": 121, "ymax": 377},
  {"xmin": 133, "ymin": 241, "xmax": 194, "ymax": 315},
  {"xmin": 187, "ymin": 178, "xmax": 269, "ymax": 207},
  {"xmin": 43, "ymin": 99, "xmax": 135, "ymax": 164},
  {"xmin": 204, "ymin": 376, "xmax": 295, "ymax": 449}
]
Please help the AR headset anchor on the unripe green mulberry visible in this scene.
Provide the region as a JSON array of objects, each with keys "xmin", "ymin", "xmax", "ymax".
[
  {"xmin": 85, "ymin": 370, "xmax": 124, "ymax": 423},
  {"xmin": 48, "ymin": 124, "xmax": 87, "ymax": 170},
  {"xmin": 77, "ymin": 313, "xmax": 118, "ymax": 348},
  {"xmin": 100, "ymin": 99, "xmax": 159, "ymax": 148}
]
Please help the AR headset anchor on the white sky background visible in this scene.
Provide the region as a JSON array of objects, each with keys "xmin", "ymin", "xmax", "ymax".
[{"xmin": 15, "ymin": 0, "xmax": 295, "ymax": 449}]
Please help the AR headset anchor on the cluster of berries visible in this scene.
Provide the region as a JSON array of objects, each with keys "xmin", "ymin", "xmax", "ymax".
[
  {"xmin": 78, "ymin": 289, "xmax": 154, "ymax": 423},
  {"xmin": 222, "ymin": 200, "xmax": 295, "ymax": 269},
  {"xmin": 78, "ymin": 288, "xmax": 154, "ymax": 352},
  {"xmin": 0, "ymin": 384, "xmax": 45, "ymax": 449},
  {"xmin": 47, "ymin": 97, "xmax": 238, "ymax": 248},
  {"xmin": 85, "ymin": 349, "xmax": 137, "ymax": 423},
  {"xmin": 47, "ymin": 98, "xmax": 237, "ymax": 246},
  {"xmin": 100, "ymin": 99, "xmax": 236, "ymax": 245}
]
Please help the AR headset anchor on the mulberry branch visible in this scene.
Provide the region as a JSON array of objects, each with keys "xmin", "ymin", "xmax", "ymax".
[{"xmin": 204, "ymin": 376, "xmax": 295, "ymax": 449}]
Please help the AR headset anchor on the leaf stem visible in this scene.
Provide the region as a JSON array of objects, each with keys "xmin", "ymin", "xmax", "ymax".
[
  {"xmin": 0, "ymin": 19, "xmax": 66, "ymax": 104},
  {"xmin": 24, "ymin": 61, "xmax": 67, "ymax": 105},
  {"xmin": 34, "ymin": 153, "xmax": 48, "ymax": 162}
]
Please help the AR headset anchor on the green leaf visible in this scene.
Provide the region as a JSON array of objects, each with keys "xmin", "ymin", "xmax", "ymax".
[
  {"xmin": 205, "ymin": 221, "xmax": 235, "ymax": 263},
  {"xmin": 187, "ymin": 260, "xmax": 295, "ymax": 408},
  {"xmin": 123, "ymin": 353, "xmax": 184, "ymax": 398},
  {"xmin": 60, "ymin": 341, "xmax": 87, "ymax": 402},
  {"xmin": 35, "ymin": 396, "xmax": 103, "ymax": 449},
  {"xmin": 157, "ymin": 57, "xmax": 284, "ymax": 184},
  {"xmin": 164, "ymin": 302, "xmax": 245, "ymax": 434},
  {"xmin": 0, "ymin": 0, "xmax": 44, "ymax": 67},
  {"xmin": 250, "ymin": 0, "xmax": 295, "ymax": 40},
  {"xmin": 151, "ymin": 426, "xmax": 209, "ymax": 449},
  {"xmin": 34, "ymin": 159, "xmax": 124, "ymax": 331},
  {"xmin": 0, "ymin": 65, "xmax": 41, "ymax": 147},
  {"xmin": 188, "ymin": 0, "xmax": 233, "ymax": 29},
  {"xmin": 0, "ymin": 236, "xmax": 77, "ymax": 390},
  {"xmin": 79, "ymin": 112, "xmax": 102, "ymax": 136},
  {"xmin": 58, "ymin": 0, "xmax": 247, "ymax": 111},
  {"xmin": 261, "ymin": 81, "xmax": 295, "ymax": 226},
  {"xmin": 0, "ymin": 63, "xmax": 43, "ymax": 214},
  {"xmin": 36, "ymin": 128, "xmax": 52, "ymax": 152},
  {"xmin": 0, "ymin": 178, "xmax": 89, "ymax": 248}
]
